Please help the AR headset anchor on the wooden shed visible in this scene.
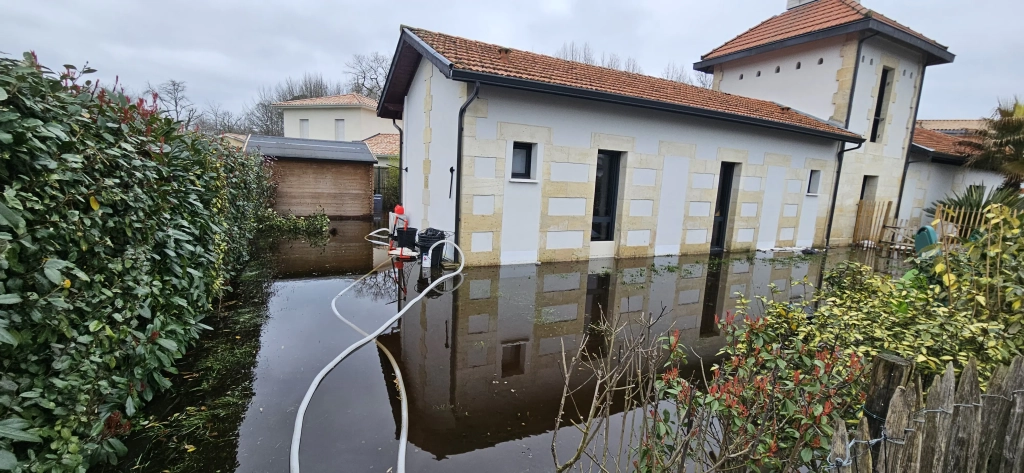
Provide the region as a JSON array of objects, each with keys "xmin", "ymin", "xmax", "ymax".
[{"xmin": 246, "ymin": 135, "xmax": 376, "ymax": 219}]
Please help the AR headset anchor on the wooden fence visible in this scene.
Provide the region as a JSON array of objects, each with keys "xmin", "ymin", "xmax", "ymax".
[
  {"xmin": 852, "ymin": 200, "xmax": 893, "ymax": 248},
  {"xmin": 932, "ymin": 203, "xmax": 1022, "ymax": 242},
  {"xmin": 828, "ymin": 355, "xmax": 1024, "ymax": 472}
]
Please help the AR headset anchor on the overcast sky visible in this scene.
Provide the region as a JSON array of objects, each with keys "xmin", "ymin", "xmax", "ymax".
[{"xmin": 1, "ymin": 0, "xmax": 1020, "ymax": 120}]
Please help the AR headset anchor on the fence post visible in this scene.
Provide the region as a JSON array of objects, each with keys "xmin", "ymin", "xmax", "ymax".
[
  {"xmin": 875, "ymin": 384, "xmax": 917, "ymax": 473},
  {"xmin": 919, "ymin": 362, "xmax": 956, "ymax": 473},
  {"xmin": 945, "ymin": 358, "xmax": 981, "ymax": 473},
  {"xmin": 852, "ymin": 417, "xmax": 873, "ymax": 472},
  {"xmin": 977, "ymin": 361, "xmax": 1014, "ymax": 472},
  {"xmin": 999, "ymin": 356, "xmax": 1024, "ymax": 472},
  {"xmin": 864, "ymin": 354, "xmax": 914, "ymax": 442},
  {"xmin": 829, "ymin": 417, "xmax": 851, "ymax": 473}
]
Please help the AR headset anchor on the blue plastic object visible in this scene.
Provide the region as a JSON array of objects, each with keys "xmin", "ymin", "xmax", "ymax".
[{"xmin": 915, "ymin": 225, "xmax": 938, "ymax": 255}]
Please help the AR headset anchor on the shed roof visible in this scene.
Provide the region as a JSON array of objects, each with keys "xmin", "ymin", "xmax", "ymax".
[
  {"xmin": 694, "ymin": 0, "xmax": 953, "ymax": 72},
  {"xmin": 272, "ymin": 94, "xmax": 378, "ymax": 109},
  {"xmin": 244, "ymin": 135, "xmax": 376, "ymax": 163},
  {"xmin": 379, "ymin": 27, "xmax": 862, "ymax": 143}
]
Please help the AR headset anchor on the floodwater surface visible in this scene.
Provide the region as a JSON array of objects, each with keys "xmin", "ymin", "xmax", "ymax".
[{"xmin": 233, "ymin": 221, "xmax": 862, "ymax": 472}]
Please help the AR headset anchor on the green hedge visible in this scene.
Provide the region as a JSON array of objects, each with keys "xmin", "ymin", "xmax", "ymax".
[{"xmin": 0, "ymin": 53, "xmax": 310, "ymax": 471}]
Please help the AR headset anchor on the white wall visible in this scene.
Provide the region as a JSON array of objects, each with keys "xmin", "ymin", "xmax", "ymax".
[
  {"xmin": 898, "ymin": 160, "xmax": 1008, "ymax": 223},
  {"xmin": 400, "ymin": 58, "xmax": 462, "ymax": 236},
  {"xmin": 716, "ymin": 36, "xmax": 846, "ymax": 122},
  {"xmin": 282, "ymin": 107, "xmax": 400, "ymax": 141},
  {"xmin": 468, "ymin": 85, "xmax": 838, "ymax": 262}
]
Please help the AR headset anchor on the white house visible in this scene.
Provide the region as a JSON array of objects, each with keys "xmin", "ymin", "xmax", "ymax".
[
  {"xmin": 273, "ymin": 93, "xmax": 400, "ymax": 142},
  {"xmin": 693, "ymin": 0, "xmax": 956, "ymax": 247},
  {"xmin": 377, "ymin": 26, "xmax": 863, "ymax": 266}
]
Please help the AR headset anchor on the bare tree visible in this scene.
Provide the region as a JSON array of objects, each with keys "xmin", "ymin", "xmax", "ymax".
[
  {"xmin": 600, "ymin": 52, "xmax": 621, "ymax": 70},
  {"xmin": 195, "ymin": 102, "xmax": 248, "ymax": 136},
  {"xmin": 241, "ymin": 73, "xmax": 346, "ymax": 136},
  {"xmin": 345, "ymin": 52, "xmax": 392, "ymax": 100},
  {"xmin": 661, "ymin": 62, "xmax": 714, "ymax": 89},
  {"xmin": 622, "ymin": 57, "xmax": 644, "ymax": 74},
  {"xmin": 147, "ymin": 79, "xmax": 199, "ymax": 128},
  {"xmin": 244, "ymin": 86, "xmax": 285, "ymax": 136},
  {"xmin": 555, "ymin": 41, "xmax": 597, "ymax": 65}
]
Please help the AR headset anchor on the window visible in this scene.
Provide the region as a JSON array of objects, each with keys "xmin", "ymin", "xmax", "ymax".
[
  {"xmin": 775, "ymin": 66, "xmax": 781, "ymax": 73},
  {"xmin": 511, "ymin": 142, "xmax": 534, "ymax": 179},
  {"xmin": 870, "ymin": 67, "xmax": 895, "ymax": 143},
  {"xmin": 756, "ymin": 71, "xmax": 761, "ymax": 77},
  {"xmin": 299, "ymin": 119, "xmax": 309, "ymax": 139},
  {"xmin": 818, "ymin": 58, "xmax": 824, "ymax": 65},
  {"xmin": 807, "ymin": 170, "xmax": 821, "ymax": 195},
  {"xmin": 739, "ymin": 74, "xmax": 744, "ymax": 80},
  {"xmin": 501, "ymin": 343, "xmax": 525, "ymax": 377},
  {"xmin": 334, "ymin": 119, "xmax": 346, "ymax": 140},
  {"xmin": 796, "ymin": 62, "xmax": 802, "ymax": 70},
  {"xmin": 869, "ymin": 58, "xmax": 874, "ymax": 65}
]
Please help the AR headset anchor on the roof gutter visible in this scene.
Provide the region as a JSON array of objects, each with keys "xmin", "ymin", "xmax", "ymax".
[
  {"xmin": 825, "ymin": 141, "xmax": 863, "ymax": 247},
  {"xmin": 454, "ymin": 81, "xmax": 481, "ymax": 259},
  {"xmin": 448, "ymin": 69, "xmax": 863, "ymax": 144}
]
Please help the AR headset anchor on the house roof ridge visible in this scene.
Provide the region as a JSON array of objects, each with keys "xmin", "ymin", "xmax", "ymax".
[{"xmin": 399, "ymin": 27, "xmax": 860, "ymax": 141}]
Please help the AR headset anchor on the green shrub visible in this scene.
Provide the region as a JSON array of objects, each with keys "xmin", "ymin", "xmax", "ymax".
[{"xmin": 0, "ymin": 53, "xmax": 324, "ymax": 471}]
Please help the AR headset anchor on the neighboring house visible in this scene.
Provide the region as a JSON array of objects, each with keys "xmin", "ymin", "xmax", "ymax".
[
  {"xmin": 917, "ymin": 119, "xmax": 986, "ymax": 137},
  {"xmin": 378, "ymin": 26, "xmax": 862, "ymax": 266},
  {"xmin": 898, "ymin": 127, "xmax": 1005, "ymax": 227},
  {"xmin": 694, "ymin": 0, "xmax": 955, "ymax": 248},
  {"xmin": 273, "ymin": 94, "xmax": 400, "ymax": 142},
  {"xmin": 363, "ymin": 132, "xmax": 401, "ymax": 169},
  {"xmin": 244, "ymin": 135, "xmax": 375, "ymax": 219},
  {"xmin": 219, "ymin": 132, "xmax": 248, "ymax": 148}
]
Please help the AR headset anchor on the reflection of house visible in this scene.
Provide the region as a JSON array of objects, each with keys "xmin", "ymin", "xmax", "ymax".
[
  {"xmin": 273, "ymin": 94, "xmax": 399, "ymax": 142},
  {"xmin": 379, "ymin": 253, "xmax": 823, "ymax": 458},
  {"xmin": 244, "ymin": 135, "xmax": 376, "ymax": 218},
  {"xmin": 376, "ymin": 0, "xmax": 977, "ymax": 265},
  {"xmin": 898, "ymin": 127, "xmax": 1004, "ymax": 227}
]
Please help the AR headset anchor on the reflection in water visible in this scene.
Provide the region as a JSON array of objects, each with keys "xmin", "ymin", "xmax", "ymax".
[
  {"xmin": 380, "ymin": 253, "xmax": 824, "ymax": 461},
  {"xmin": 239, "ymin": 235, "xmax": 830, "ymax": 472}
]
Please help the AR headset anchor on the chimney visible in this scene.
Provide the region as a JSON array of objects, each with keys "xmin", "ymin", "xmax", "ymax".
[{"xmin": 786, "ymin": 0, "xmax": 821, "ymax": 9}]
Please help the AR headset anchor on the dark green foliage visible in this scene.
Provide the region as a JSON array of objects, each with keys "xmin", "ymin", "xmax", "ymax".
[
  {"xmin": 925, "ymin": 185, "xmax": 1024, "ymax": 216},
  {"xmin": 0, "ymin": 53, "xmax": 325, "ymax": 471}
]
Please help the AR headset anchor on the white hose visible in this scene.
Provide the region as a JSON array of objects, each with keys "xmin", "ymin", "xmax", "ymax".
[{"xmin": 290, "ymin": 240, "xmax": 466, "ymax": 473}]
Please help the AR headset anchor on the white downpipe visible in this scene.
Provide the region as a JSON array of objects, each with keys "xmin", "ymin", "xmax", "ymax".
[{"xmin": 290, "ymin": 240, "xmax": 466, "ymax": 473}]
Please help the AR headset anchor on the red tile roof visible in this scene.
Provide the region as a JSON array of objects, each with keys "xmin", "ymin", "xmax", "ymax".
[
  {"xmin": 912, "ymin": 127, "xmax": 972, "ymax": 157},
  {"xmin": 702, "ymin": 0, "xmax": 945, "ymax": 61},
  {"xmin": 363, "ymin": 133, "xmax": 400, "ymax": 156},
  {"xmin": 273, "ymin": 93, "xmax": 377, "ymax": 108},
  {"xmin": 407, "ymin": 28, "xmax": 859, "ymax": 140}
]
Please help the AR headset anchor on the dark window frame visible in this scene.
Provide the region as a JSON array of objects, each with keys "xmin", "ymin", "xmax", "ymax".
[{"xmin": 511, "ymin": 142, "xmax": 534, "ymax": 179}]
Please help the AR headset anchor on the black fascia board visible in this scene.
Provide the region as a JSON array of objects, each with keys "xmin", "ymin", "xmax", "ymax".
[
  {"xmin": 448, "ymin": 69, "xmax": 864, "ymax": 144},
  {"xmin": 693, "ymin": 19, "xmax": 953, "ymax": 73},
  {"xmin": 377, "ymin": 28, "xmax": 455, "ymax": 119}
]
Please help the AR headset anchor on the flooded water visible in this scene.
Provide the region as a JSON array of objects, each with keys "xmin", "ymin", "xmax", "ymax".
[{"xmin": 233, "ymin": 221, "xmax": 868, "ymax": 472}]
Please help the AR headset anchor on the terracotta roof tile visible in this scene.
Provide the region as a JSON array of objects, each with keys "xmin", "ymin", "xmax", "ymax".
[
  {"xmin": 273, "ymin": 93, "xmax": 377, "ymax": 108},
  {"xmin": 912, "ymin": 127, "xmax": 972, "ymax": 157},
  {"xmin": 363, "ymin": 133, "xmax": 400, "ymax": 156},
  {"xmin": 702, "ymin": 0, "xmax": 945, "ymax": 60},
  {"xmin": 408, "ymin": 28, "xmax": 858, "ymax": 140}
]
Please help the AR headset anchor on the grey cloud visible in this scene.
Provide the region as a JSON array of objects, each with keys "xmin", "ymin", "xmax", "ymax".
[{"xmin": 1, "ymin": 0, "xmax": 1021, "ymax": 119}]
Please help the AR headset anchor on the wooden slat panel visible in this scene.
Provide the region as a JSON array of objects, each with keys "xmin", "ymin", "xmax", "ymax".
[{"xmin": 272, "ymin": 158, "xmax": 373, "ymax": 218}]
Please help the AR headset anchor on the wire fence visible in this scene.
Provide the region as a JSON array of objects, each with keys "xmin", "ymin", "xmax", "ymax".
[{"xmin": 827, "ymin": 355, "xmax": 1024, "ymax": 472}]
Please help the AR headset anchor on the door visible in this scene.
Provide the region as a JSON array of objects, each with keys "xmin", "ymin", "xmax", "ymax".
[
  {"xmin": 590, "ymin": 151, "xmax": 621, "ymax": 258},
  {"xmin": 710, "ymin": 162, "xmax": 738, "ymax": 252}
]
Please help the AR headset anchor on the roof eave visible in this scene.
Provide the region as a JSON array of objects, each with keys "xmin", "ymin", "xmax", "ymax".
[
  {"xmin": 910, "ymin": 143, "xmax": 966, "ymax": 165},
  {"xmin": 377, "ymin": 28, "xmax": 454, "ymax": 119},
  {"xmin": 694, "ymin": 19, "xmax": 954, "ymax": 73},
  {"xmin": 448, "ymin": 69, "xmax": 863, "ymax": 144}
]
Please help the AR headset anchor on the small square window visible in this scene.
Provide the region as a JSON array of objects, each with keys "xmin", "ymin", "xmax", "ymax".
[
  {"xmin": 807, "ymin": 170, "xmax": 821, "ymax": 195},
  {"xmin": 511, "ymin": 142, "xmax": 534, "ymax": 179},
  {"xmin": 501, "ymin": 343, "xmax": 525, "ymax": 377}
]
